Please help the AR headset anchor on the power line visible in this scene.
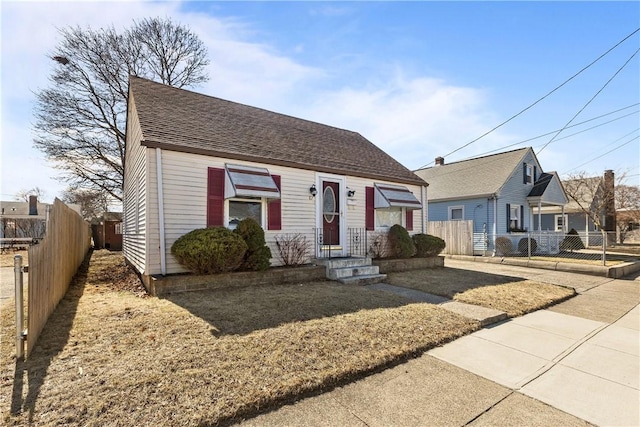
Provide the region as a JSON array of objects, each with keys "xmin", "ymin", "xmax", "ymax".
[
  {"xmin": 418, "ymin": 27, "xmax": 640, "ymax": 170},
  {"xmin": 563, "ymin": 131, "xmax": 640, "ymax": 173},
  {"xmin": 462, "ymin": 107, "xmax": 639, "ymax": 159},
  {"xmin": 537, "ymin": 47, "xmax": 640, "ymax": 154}
]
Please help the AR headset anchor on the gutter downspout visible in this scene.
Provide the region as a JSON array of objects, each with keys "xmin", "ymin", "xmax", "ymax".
[
  {"xmin": 421, "ymin": 185, "xmax": 427, "ymax": 233},
  {"xmin": 156, "ymin": 148, "xmax": 166, "ymax": 275},
  {"xmin": 492, "ymin": 194, "xmax": 498, "ymax": 256}
]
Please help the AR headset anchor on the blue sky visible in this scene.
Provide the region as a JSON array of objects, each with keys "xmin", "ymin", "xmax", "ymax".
[{"xmin": 1, "ymin": 1, "xmax": 639, "ymax": 203}]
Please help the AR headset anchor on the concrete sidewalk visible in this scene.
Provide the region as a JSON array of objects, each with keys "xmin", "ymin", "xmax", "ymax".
[{"xmin": 240, "ymin": 260, "xmax": 639, "ymax": 426}]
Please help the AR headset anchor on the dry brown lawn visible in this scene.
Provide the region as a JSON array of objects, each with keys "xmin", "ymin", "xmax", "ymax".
[
  {"xmin": 454, "ymin": 282, "xmax": 575, "ymax": 317},
  {"xmin": 0, "ymin": 251, "xmax": 28, "ymax": 267},
  {"xmin": 387, "ymin": 268, "xmax": 575, "ymax": 317},
  {"xmin": 386, "ymin": 267, "xmax": 521, "ymax": 298},
  {"xmin": 1, "ymin": 251, "xmax": 478, "ymax": 426}
]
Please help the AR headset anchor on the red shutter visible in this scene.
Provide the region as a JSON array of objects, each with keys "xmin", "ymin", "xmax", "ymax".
[
  {"xmin": 207, "ymin": 167, "xmax": 225, "ymax": 227},
  {"xmin": 267, "ymin": 175, "xmax": 282, "ymax": 230},
  {"xmin": 365, "ymin": 186, "xmax": 375, "ymax": 231},
  {"xmin": 406, "ymin": 209, "xmax": 413, "ymax": 231}
]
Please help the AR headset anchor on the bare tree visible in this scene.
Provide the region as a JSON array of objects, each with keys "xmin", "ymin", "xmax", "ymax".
[
  {"xmin": 615, "ymin": 184, "xmax": 640, "ymax": 243},
  {"xmin": 15, "ymin": 187, "xmax": 46, "ymax": 202},
  {"xmin": 34, "ymin": 17, "xmax": 209, "ymax": 202},
  {"xmin": 61, "ymin": 188, "xmax": 110, "ymax": 222},
  {"xmin": 563, "ymin": 170, "xmax": 621, "ymax": 243}
]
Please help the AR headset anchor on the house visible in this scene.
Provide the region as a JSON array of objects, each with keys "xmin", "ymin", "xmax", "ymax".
[
  {"xmin": 123, "ymin": 77, "xmax": 427, "ymax": 282},
  {"xmin": 1, "ymin": 196, "xmax": 49, "ymax": 241},
  {"xmin": 0, "ymin": 196, "xmax": 81, "ymax": 249},
  {"xmin": 534, "ymin": 170, "xmax": 616, "ymax": 245},
  {"xmin": 414, "ymin": 147, "xmax": 568, "ymax": 253},
  {"xmin": 91, "ymin": 212, "xmax": 123, "ymax": 250}
]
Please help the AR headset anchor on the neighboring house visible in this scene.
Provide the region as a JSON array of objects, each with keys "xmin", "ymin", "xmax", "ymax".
[
  {"xmin": 617, "ymin": 208, "xmax": 640, "ymax": 243},
  {"xmin": 0, "ymin": 196, "xmax": 81, "ymax": 242},
  {"xmin": 91, "ymin": 212, "xmax": 123, "ymax": 250},
  {"xmin": 123, "ymin": 77, "xmax": 427, "ymax": 280},
  {"xmin": 1, "ymin": 196, "xmax": 49, "ymax": 239},
  {"xmin": 414, "ymin": 147, "xmax": 568, "ymax": 253},
  {"xmin": 535, "ymin": 170, "xmax": 616, "ymax": 244}
]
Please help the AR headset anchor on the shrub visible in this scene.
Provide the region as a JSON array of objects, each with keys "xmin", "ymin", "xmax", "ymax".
[
  {"xmin": 274, "ymin": 233, "xmax": 311, "ymax": 267},
  {"xmin": 495, "ymin": 237, "xmax": 512, "ymax": 256},
  {"xmin": 387, "ymin": 224, "xmax": 416, "ymax": 259},
  {"xmin": 412, "ymin": 234, "xmax": 446, "ymax": 257},
  {"xmin": 171, "ymin": 227, "xmax": 247, "ymax": 274},
  {"xmin": 368, "ymin": 231, "xmax": 391, "ymax": 259},
  {"xmin": 234, "ymin": 218, "xmax": 272, "ymax": 271},
  {"xmin": 560, "ymin": 228, "xmax": 585, "ymax": 252},
  {"xmin": 518, "ymin": 237, "xmax": 538, "ymax": 254}
]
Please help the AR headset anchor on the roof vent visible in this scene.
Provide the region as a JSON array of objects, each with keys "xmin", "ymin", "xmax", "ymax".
[{"xmin": 435, "ymin": 156, "xmax": 445, "ymax": 166}]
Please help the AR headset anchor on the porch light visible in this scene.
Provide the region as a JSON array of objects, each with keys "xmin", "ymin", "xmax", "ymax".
[
  {"xmin": 309, "ymin": 184, "xmax": 317, "ymax": 198},
  {"xmin": 347, "ymin": 189, "xmax": 356, "ymax": 198}
]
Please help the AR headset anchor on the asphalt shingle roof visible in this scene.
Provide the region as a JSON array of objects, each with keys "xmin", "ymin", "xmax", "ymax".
[
  {"xmin": 414, "ymin": 148, "xmax": 530, "ymax": 201},
  {"xmin": 129, "ymin": 77, "xmax": 426, "ymax": 186}
]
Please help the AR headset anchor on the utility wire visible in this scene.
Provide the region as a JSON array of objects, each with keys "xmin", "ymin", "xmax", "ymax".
[
  {"xmin": 418, "ymin": 27, "xmax": 640, "ymax": 170},
  {"xmin": 563, "ymin": 130, "xmax": 639, "ymax": 173},
  {"xmin": 537, "ymin": 47, "xmax": 640, "ymax": 154},
  {"xmin": 462, "ymin": 107, "xmax": 638, "ymax": 159}
]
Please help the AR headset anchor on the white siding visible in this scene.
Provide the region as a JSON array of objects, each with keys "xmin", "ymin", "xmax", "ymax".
[
  {"xmin": 122, "ymin": 97, "xmax": 148, "ymax": 274},
  {"xmin": 153, "ymin": 150, "xmax": 427, "ymax": 275},
  {"xmin": 157, "ymin": 152, "xmax": 318, "ymax": 274}
]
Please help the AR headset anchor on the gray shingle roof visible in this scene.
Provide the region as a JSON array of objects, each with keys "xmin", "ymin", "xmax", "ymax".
[
  {"xmin": 129, "ymin": 77, "xmax": 426, "ymax": 186},
  {"xmin": 414, "ymin": 148, "xmax": 530, "ymax": 201}
]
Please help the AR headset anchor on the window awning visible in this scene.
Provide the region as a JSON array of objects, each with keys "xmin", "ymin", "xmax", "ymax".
[
  {"xmin": 374, "ymin": 183, "xmax": 422, "ymax": 210},
  {"xmin": 225, "ymin": 164, "xmax": 281, "ymax": 200}
]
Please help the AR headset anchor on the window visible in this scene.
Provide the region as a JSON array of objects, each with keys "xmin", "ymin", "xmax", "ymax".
[
  {"xmin": 510, "ymin": 205, "xmax": 520, "ymax": 230},
  {"xmin": 525, "ymin": 164, "xmax": 534, "ymax": 184},
  {"xmin": 449, "ymin": 206, "xmax": 464, "ymax": 221},
  {"xmin": 227, "ymin": 199, "xmax": 263, "ymax": 230},
  {"xmin": 375, "ymin": 207, "xmax": 403, "ymax": 229},
  {"xmin": 207, "ymin": 167, "xmax": 281, "ymax": 230},
  {"xmin": 555, "ymin": 214, "xmax": 567, "ymax": 232},
  {"xmin": 115, "ymin": 223, "xmax": 123, "ymax": 235}
]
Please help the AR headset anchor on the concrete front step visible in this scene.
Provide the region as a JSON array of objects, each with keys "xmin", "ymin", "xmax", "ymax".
[
  {"xmin": 338, "ymin": 273, "xmax": 388, "ymax": 286},
  {"xmin": 314, "ymin": 257, "xmax": 372, "ymax": 269},
  {"xmin": 328, "ymin": 265, "xmax": 381, "ymax": 280}
]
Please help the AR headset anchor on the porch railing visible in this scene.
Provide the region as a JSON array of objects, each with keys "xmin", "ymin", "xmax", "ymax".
[{"xmin": 313, "ymin": 227, "xmax": 368, "ymax": 259}]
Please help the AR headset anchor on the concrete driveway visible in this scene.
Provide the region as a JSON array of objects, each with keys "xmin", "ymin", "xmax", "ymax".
[{"xmin": 240, "ymin": 259, "xmax": 640, "ymax": 426}]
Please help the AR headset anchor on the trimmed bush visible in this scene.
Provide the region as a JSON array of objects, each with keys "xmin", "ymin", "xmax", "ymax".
[
  {"xmin": 495, "ymin": 237, "xmax": 513, "ymax": 256},
  {"xmin": 560, "ymin": 228, "xmax": 585, "ymax": 252},
  {"xmin": 412, "ymin": 234, "xmax": 446, "ymax": 257},
  {"xmin": 518, "ymin": 237, "xmax": 538, "ymax": 254},
  {"xmin": 387, "ymin": 224, "xmax": 416, "ymax": 259},
  {"xmin": 234, "ymin": 218, "xmax": 272, "ymax": 271},
  {"xmin": 171, "ymin": 227, "xmax": 247, "ymax": 274}
]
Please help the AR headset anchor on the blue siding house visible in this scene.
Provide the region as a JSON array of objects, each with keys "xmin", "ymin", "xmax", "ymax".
[{"xmin": 415, "ymin": 147, "xmax": 568, "ymax": 253}]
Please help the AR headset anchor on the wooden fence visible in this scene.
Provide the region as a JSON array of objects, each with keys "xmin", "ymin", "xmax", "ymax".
[
  {"xmin": 428, "ymin": 220, "xmax": 474, "ymax": 255},
  {"xmin": 27, "ymin": 199, "xmax": 90, "ymax": 355}
]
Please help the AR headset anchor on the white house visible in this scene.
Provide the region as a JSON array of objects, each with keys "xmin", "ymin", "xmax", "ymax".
[{"xmin": 123, "ymin": 77, "xmax": 428, "ymax": 282}]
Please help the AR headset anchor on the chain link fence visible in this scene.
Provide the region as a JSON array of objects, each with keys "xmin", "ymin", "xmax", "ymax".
[{"xmin": 473, "ymin": 231, "xmax": 623, "ymax": 266}]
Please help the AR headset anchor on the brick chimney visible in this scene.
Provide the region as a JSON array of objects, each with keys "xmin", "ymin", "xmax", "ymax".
[
  {"xmin": 29, "ymin": 195, "xmax": 38, "ymax": 216},
  {"xmin": 603, "ymin": 170, "xmax": 615, "ymax": 232},
  {"xmin": 435, "ymin": 156, "xmax": 445, "ymax": 166}
]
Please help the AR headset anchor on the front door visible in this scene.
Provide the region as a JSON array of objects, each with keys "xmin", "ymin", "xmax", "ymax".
[{"xmin": 322, "ymin": 181, "xmax": 340, "ymax": 246}]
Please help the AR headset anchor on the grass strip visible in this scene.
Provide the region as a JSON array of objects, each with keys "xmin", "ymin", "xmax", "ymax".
[{"xmin": 454, "ymin": 281, "xmax": 576, "ymax": 317}]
